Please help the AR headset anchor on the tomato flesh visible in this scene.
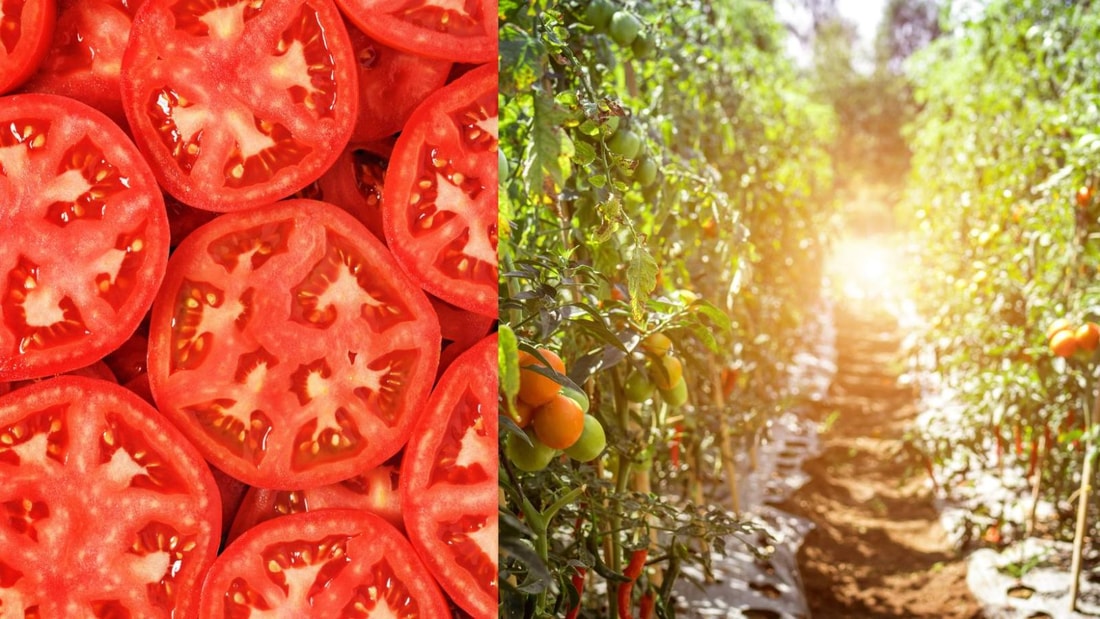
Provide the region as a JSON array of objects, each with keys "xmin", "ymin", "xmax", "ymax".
[
  {"xmin": 336, "ymin": 0, "xmax": 497, "ymax": 63},
  {"xmin": 120, "ymin": 0, "xmax": 358, "ymax": 211},
  {"xmin": 19, "ymin": 0, "xmax": 142, "ymax": 125},
  {"xmin": 0, "ymin": 0, "xmax": 55, "ymax": 94},
  {"xmin": 0, "ymin": 94, "xmax": 168, "ymax": 382},
  {"xmin": 0, "ymin": 377, "xmax": 221, "ymax": 618},
  {"xmin": 200, "ymin": 509, "xmax": 449, "ymax": 617},
  {"xmin": 226, "ymin": 452, "xmax": 403, "ymax": 543},
  {"xmin": 382, "ymin": 63, "xmax": 498, "ymax": 317},
  {"xmin": 148, "ymin": 199, "xmax": 440, "ymax": 489},
  {"xmin": 401, "ymin": 334, "xmax": 497, "ymax": 617}
]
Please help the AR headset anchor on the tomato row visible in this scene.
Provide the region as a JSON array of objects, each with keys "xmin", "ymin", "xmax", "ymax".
[{"xmin": 0, "ymin": 0, "xmax": 498, "ymax": 615}]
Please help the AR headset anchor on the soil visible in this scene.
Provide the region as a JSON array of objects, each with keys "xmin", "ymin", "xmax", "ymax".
[{"xmin": 778, "ymin": 303, "xmax": 985, "ymax": 618}]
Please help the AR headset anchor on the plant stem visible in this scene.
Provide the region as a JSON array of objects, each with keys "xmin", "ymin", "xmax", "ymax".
[{"xmin": 1069, "ymin": 368, "xmax": 1098, "ymax": 611}]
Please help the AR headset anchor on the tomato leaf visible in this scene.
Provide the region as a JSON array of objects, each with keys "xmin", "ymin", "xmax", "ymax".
[{"xmin": 526, "ymin": 91, "xmax": 574, "ymax": 190}]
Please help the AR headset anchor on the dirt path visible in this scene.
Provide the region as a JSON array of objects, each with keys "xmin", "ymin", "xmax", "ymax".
[{"xmin": 779, "ymin": 304, "xmax": 984, "ymax": 618}]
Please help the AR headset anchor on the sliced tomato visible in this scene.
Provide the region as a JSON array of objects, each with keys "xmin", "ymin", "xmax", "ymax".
[
  {"xmin": 0, "ymin": 0, "xmax": 55, "ymax": 94},
  {"xmin": 226, "ymin": 452, "xmax": 403, "ymax": 543},
  {"xmin": 346, "ymin": 22, "xmax": 451, "ymax": 143},
  {"xmin": 336, "ymin": 0, "xmax": 497, "ymax": 63},
  {"xmin": 208, "ymin": 463, "xmax": 249, "ymax": 547},
  {"xmin": 383, "ymin": 63, "xmax": 498, "ymax": 317},
  {"xmin": 103, "ymin": 330, "xmax": 147, "ymax": 384},
  {"xmin": 296, "ymin": 142, "xmax": 391, "ymax": 242},
  {"xmin": 19, "ymin": 0, "xmax": 142, "ymax": 125},
  {"xmin": 0, "ymin": 376, "xmax": 221, "ymax": 618},
  {"xmin": 147, "ymin": 199, "xmax": 440, "ymax": 489},
  {"xmin": 7, "ymin": 359, "xmax": 117, "ymax": 393},
  {"xmin": 165, "ymin": 192, "xmax": 219, "ymax": 247},
  {"xmin": 0, "ymin": 94, "xmax": 169, "ymax": 382},
  {"xmin": 401, "ymin": 333, "xmax": 497, "ymax": 617},
  {"xmin": 120, "ymin": 0, "xmax": 358, "ymax": 211},
  {"xmin": 430, "ymin": 294, "xmax": 494, "ymax": 377},
  {"xmin": 201, "ymin": 509, "xmax": 449, "ymax": 617}
]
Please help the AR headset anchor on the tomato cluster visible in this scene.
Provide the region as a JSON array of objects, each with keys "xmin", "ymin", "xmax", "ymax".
[{"xmin": 0, "ymin": 0, "xmax": 497, "ymax": 616}]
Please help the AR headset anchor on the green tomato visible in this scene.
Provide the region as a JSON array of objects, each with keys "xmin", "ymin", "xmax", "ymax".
[
  {"xmin": 631, "ymin": 30, "xmax": 656, "ymax": 59},
  {"xmin": 634, "ymin": 156, "xmax": 658, "ymax": 187},
  {"xmin": 624, "ymin": 370, "xmax": 655, "ymax": 402},
  {"xmin": 498, "ymin": 149, "xmax": 509, "ymax": 181},
  {"xmin": 609, "ymin": 11, "xmax": 642, "ymax": 47},
  {"xmin": 505, "ymin": 432, "xmax": 558, "ymax": 472},
  {"xmin": 659, "ymin": 377, "xmax": 688, "ymax": 408},
  {"xmin": 565, "ymin": 415, "xmax": 607, "ymax": 462},
  {"xmin": 561, "ymin": 385, "xmax": 590, "ymax": 414},
  {"xmin": 607, "ymin": 128, "xmax": 641, "ymax": 160},
  {"xmin": 583, "ymin": 0, "xmax": 615, "ymax": 32}
]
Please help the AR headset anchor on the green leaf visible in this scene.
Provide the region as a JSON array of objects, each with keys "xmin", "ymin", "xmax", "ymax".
[
  {"xmin": 573, "ymin": 141, "xmax": 597, "ymax": 167},
  {"xmin": 499, "ymin": 325, "xmax": 520, "ymax": 402},
  {"xmin": 695, "ymin": 299, "xmax": 733, "ymax": 334},
  {"xmin": 525, "ymin": 92, "xmax": 574, "ymax": 190},
  {"xmin": 628, "ymin": 246, "xmax": 659, "ymax": 321}
]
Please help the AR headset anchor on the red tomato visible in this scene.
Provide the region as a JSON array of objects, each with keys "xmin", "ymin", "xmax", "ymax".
[
  {"xmin": 120, "ymin": 0, "xmax": 358, "ymax": 211},
  {"xmin": 19, "ymin": 0, "xmax": 142, "ymax": 125},
  {"xmin": 7, "ymin": 359, "xmax": 116, "ymax": 392},
  {"xmin": 383, "ymin": 63, "xmax": 498, "ymax": 317},
  {"xmin": 296, "ymin": 143, "xmax": 392, "ymax": 242},
  {"xmin": 165, "ymin": 192, "xmax": 219, "ymax": 247},
  {"xmin": 207, "ymin": 463, "xmax": 249, "ymax": 546},
  {"xmin": 337, "ymin": 0, "xmax": 497, "ymax": 63},
  {"xmin": 104, "ymin": 331, "xmax": 148, "ymax": 383},
  {"xmin": 430, "ymin": 293, "xmax": 495, "ymax": 377},
  {"xmin": 226, "ymin": 452, "xmax": 403, "ymax": 543},
  {"xmin": 346, "ymin": 22, "xmax": 452, "ymax": 143},
  {"xmin": 401, "ymin": 334, "xmax": 498, "ymax": 617},
  {"xmin": 147, "ymin": 199, "xmax": 441, "ymax": 489},
  {"xmin": 0, "ymin": 0, "xmax": 55, "ymax": 94},
  {"xmin": 0, "ymin": 376, "xmax": 221, "ymax": 617},
  {"xmin": 200, "ymin": 509, "xmax": 449, "ymax": 617},
  {"xmin": 0, "ymin": 94, "xmax": 169, "ymax": 381}
]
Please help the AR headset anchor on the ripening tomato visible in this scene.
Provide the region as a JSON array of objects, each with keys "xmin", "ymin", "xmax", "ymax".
[
  {"xmin": 518, "ymin": 348, "xmax": 566, "ymax": 407},
  {"xmin": 0, "ymin": 94, "xmax": 169, "ymax": 382},
  {"xmin": 0, "ymin": 377, "xmax": 221, "ymax": 617},
  {"xmin": 147, "ymin": 199, "xmax": 441, "ymax": 489},
  {"xmin": 201, "ymin": 509, "xmax": 449, "ymax": 617},
  {"xmin": 120, "ymin": 0, "xmax": 359, "ymax": 211},
  {"xmin": 532, "ymin": 392, "xmax": 585, "ymax": 450},
  {"xmin": 383, "ymin": 63, "xmax": 498, "ymax": 317},
  {"xmin": 402, "ymin": 334, "xmax": 498, "ymax": 617}
]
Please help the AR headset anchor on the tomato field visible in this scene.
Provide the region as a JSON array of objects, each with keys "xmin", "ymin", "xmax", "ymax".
[{"xmin": 499, "ymin": 0, "xmax": 1100, "ymax": 617}]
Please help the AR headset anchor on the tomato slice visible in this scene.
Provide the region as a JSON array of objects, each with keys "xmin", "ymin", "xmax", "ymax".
[
  {"xmin": 401, "ymin": 333, "xmax": 497, "ymax": 617},
  {"xmin": 336, "ymin": 0, "xmax": 497, "ymax": 63},
  {"xmin": 0, "ymin": 94, "xmax": 169, "ymax": 382},
  {"xmin": 346, "ymin": 22, "xmax": 451, "ymax": 143},
  {"xmin": 430, "ymin": 294, "xmax": 494, "ymax": 378},
  {"xmin": 0, "ymin": 0, "xmax": 55, "ymax": 94},
  {"xmin": 201, "ymin": 509, "xmax": 449, "ymax": 617},
  {"xmin": 120, "ymin": 0, "xmax": 358, "ymax": 211},
  {"xmin": 148, "ymin": 199, "xmax": 440, "ymax": 489},
  {"xmin": 0, "ymin": 376, "xmax": 221, "ymax": 618},
  {"xmin": 19, "ymin": 0, "xmax": 143, "ymax": 125},
  {"xmin": 382, "ymin": 63, "xmax": 498, "ymax": 317},
  {"xmin": 226, "ymin": 452, "xmax": 403, "ymax": 543}
]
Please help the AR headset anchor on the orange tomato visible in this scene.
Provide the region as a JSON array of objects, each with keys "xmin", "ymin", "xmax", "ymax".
[
  {"xmin": 532, "ymin": 393, "xmax": 586, "ymax": 450},
  {"xmin": 1045, "ymin": 318, "xmax": 1074, "ymax": 342},
  {"xmin": 511, "ymin": 399, "xmax": 535, "ymax": 429},
  {"xmin": 518, "ymin": 348, "xmax": 566, "ymax": 407},
  {"xmin": 641, "ymin": 332, "xmax": 672, "ymax": 356},
  {"xmin": 1075, "ymin": 322, "xmax": 1100, "ymax": 352},
  {"xmin": 1051, "ymin": 330, "xmax": 1078, "ymax": 358}
]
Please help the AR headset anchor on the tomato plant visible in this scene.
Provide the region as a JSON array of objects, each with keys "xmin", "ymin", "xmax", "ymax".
[{"xmin": 499, "ymin": 0, "xmax": 838, "ymax": 616}]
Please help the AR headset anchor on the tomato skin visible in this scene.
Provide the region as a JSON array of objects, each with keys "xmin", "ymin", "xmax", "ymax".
[
  {"xmin": 148, "ymin": 199, "xmax": 441, "ymax": 489},
  {"xmin": 0, "ymin": 93, "xmax": 169, "ymax": 382},
  {"xmin": 201, "ymin": 509, "xmax": 449, "ymax": 618},
  {"xmin": 505, "ymin": 431, "xmax": 556, "ymax": 471},
  {"xmin": 402, "ymin": 334, "xmax": 498, "ymax": 617},
  {"xmin": 346, "ymin": 22, "xmax": 452, "ymax": 143},
  {"xmin": 120, "ymin": 0, "xmax": 359, "ymax": 212},
  {"xmin": 337, "ymin": 0, "xmax": 498, "ymax": 63},
  {"xmin": 564, "ymin": 415, "xmax": 606, "ymax": 462},
  {"xmin": 0, "ymin": 0, "xmax": 56, "ymax": 94},
  {"xmin": 382, "ymin": 63, "xmax": 498, "ymax": 317},
  {"xmin": 0, "ymin": 376, "xmax": 222, "ymax": 618}
]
